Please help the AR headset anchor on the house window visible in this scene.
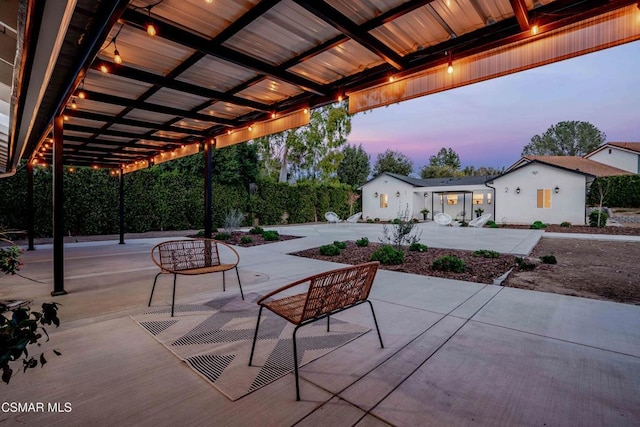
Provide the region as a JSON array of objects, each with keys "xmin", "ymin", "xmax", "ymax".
[
  {"xmin": 473, "ymin": 193, "xmax": 484, "ymax": 205},
  {"xmin": 537, "ymin": 189, "xmax": 551, "ymax": 208},
  {"xmin": 447, "ymin": 194, "xmax": 458, "ymax": 205},
  {"xmin": 380, "ymin": 193, "xmax": 388, "ymax": 208},
  {"xmin": 487, "ymin": 193, "xmax": 492, "ymax": 204}
]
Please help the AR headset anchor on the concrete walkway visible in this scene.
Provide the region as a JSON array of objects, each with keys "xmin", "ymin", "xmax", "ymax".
[{"xmin": 1, "ymin": 225, "xmax": 639, "ymax": 426}]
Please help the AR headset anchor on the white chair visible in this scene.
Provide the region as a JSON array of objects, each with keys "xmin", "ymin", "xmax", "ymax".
[
  {"xmin": 324, "ymin": 211, "xmax": 342, "ymax": 225},
  {"xmin": 434, "ymin": 213, "xmax": 452, "ymax": 228},
  {"xmin": 469, "ymin": 213, "xmax": 492, "ymax": 233},
  {"xmin": 346, "ymin": 212, "xmax": 362, "ymax": 226}
]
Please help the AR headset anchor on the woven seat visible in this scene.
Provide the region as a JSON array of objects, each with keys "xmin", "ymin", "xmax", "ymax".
[
  {"xmin": 249, "ymin": 261, "xmax": 383, "ymax": 400},
  {"xmin": 148, "ymin": 239, "xmax": 243, "ymax": 316}
]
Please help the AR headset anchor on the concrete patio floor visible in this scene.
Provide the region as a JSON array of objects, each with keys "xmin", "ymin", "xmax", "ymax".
[{"xmin": 1, "ymin": 223, "xmax": 639, "ymax": 426}]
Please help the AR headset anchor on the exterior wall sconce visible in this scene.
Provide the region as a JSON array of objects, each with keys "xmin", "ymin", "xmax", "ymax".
[
  {"xmin": 516, "ymin": 187, "xmax": 521, "ymax": 194},
  {"xmin": 396, "ymin": 191, "xmax": 400, "ymax": 197},
  {"xmin": 424, "ymin": 192, "xmax": 429, "ymax": 198},
  {"xmin": 555, "ymin": 186, "xmax": 560, "ymax": 194},
  {"xmin": 374, "ymin": 192, "xmax": 378, "ymax": 198}
]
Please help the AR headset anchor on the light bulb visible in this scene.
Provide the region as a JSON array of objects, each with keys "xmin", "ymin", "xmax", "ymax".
[
  {"xmin": 531, "ymin": 24, "xmax": 539, "ymax": 35},
  {"xmin": 447, "ymin": 63, "xmax": 453, "ymax": 74},
  {"xmin": 78, "ymin": 90, "xmax": 86, "ymax": 99},
  {"xmin": 337, "ymin": 95, "xmax": 343, "ymax": 102},
  {"xmin": 271, "ymin": 113, "xmax": 276, "ymax": 119},
  {"xmin": 147, "ymin": 23, "xmax": 157, "ymax": 36},
  {"xmin": 71, "ymin": 99, "xmax": 77, "ymax": 109},
  {"xmin": 100, "ymin": 64, "xmax": 108, "ymax": 73},
  {"xmin": 114, "ymin": 49, "xmax": 122, "ymax": 64}
]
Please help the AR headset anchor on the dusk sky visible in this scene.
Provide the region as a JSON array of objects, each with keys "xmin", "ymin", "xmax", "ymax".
[{"xmin": 347, "ymin": 40, "xmax": 640, "ymax": 174}]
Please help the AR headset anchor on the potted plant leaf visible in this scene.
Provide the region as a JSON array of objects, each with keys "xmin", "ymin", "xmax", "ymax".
[{"xmin": 420, "ymin": 209, "xmax": 430, "ymax": 221}]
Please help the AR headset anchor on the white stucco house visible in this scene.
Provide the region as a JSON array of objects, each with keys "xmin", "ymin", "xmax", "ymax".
[
  {"xmin": 488, "ymin": 156, "xmax": 631, "ymax": 225},
  {"xmin": 361, "ymin": 147, "xmax": 634, "ymax": 225},
  {"xmin": 584, "ymin": 142, "xmax": 640, "ymax": 174},
  {"xmin": 361, "ymin": 173, "xmax": 495, "ymax": 222}
]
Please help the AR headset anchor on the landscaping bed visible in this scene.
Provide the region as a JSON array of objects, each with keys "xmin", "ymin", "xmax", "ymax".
[
  {"xmin": 498, "ymin": 224, "xmax": 640, "ymax": 236},
  {"xmin": 190, "ymin": 230, "xmax": 300, "ymax": 246},
  {"xmin": 291, "ymin": 241, "xmax": 517, "ymax": 285}
]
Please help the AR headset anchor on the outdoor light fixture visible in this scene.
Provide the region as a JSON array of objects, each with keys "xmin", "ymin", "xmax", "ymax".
[
  {"xmin": 447, "ymin": 51, "xmax": 453, "ymax": 74},
  {"xmin": 100, "ymin": 64, "xmax": 108, "ymax": 73},
  {"xmin": 374, "ymin": 192, "xmax": 378, "ymax": 198},
  {"xmin": 531, "ymin": 24, "xmax": 539, "ymax": 35},
  {"xmin": 70, "ymin": 99, "xmax": 77, "ymax": 109},
  {"xmin": 424, "ymin": 192, "xmax": 429, "ymax": 198},
  {"xmin": 146, "ymin": 4, "xmax": 158, "ymax": 36},
  {"xmin": 113, "ymin": 44, "xmax": 122, "ymax": 64},
  {"xmin": 516, "ymin": 187, "xmax": 521, "ymax": 194},
  {"xmin": 77, "ymin": 79, "xmax": 86, "ymax": 99},
  {"xmin": 396, "ymin": 191, "xmax": 400, "ymax": 197},
  {"xmin": 555, "ymin": 186, "xmax": 560, "ymax": 194}
]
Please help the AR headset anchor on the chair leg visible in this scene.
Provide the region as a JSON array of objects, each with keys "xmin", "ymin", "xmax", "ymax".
[
  {"xmin": 236, "ymin": 267, "xmax": 244, "ymax": 300},
  {"xmin": 248, "ymin": 306, "xmax": 263, "ymax": 366},
  {"xmin": 171, "ymin": 274, "xmax": 177, "ymax": 318},
  {"xmin": 222, "ymin": 270, "xmax": 226, "ymax": 292},
  {"xmin": 148, "ymin": 272, "xmax": 162, "ymax": 307},
  {"xmin": 327, "ymin": 315, "xmax": 330, "ymax": 332},
  {"xmin": 293, "ymin": 325, "xmax": 301, "ymax": 401},
  {"xmin": 366, "ymin": 300, "xmax": 384, "ymax": 348}
]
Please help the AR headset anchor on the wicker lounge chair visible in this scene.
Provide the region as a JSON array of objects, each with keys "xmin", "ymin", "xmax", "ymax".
[{"xmin": 249, "ymin": 261, "xmax": 383, "ymax": 400}]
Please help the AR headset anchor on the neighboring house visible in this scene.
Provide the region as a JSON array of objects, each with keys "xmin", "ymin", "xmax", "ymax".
[
  {"xmin": 489, "ymin": 156, "xmax": 631, "ymax": 225},
  {"xmin": 361, "ymin": 173, "xmax": 495, "ymax": 222},
  {"xmin": 584, "ymin": 142, "xmax": 640, "ymax": 174}
]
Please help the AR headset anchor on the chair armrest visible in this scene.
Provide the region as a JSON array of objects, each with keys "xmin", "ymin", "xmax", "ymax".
[
  {"xmin": 256, "ymin": 276, "xmax": 313, "ymax": 305},
  {"xmin": 212, "ymin": 239, "xmax": 240, "ymax": 267}
]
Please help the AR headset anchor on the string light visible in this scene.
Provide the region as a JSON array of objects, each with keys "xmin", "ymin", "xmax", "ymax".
[
  {"xmin": 146, "ymin": 4, "xmax": 157, "ymax": 36},
  {"xmin": 389, "ymin": 76, "xmax": 395, "ymax": 83},
  {"xmin": 70, "ymin": 98, "xmax": 77, "ymax": 109},
  {"xmin": 248, "ymin": 125, "xmax": 253, "ymax": 132},
  {"xmin": 271, "ymin": 112, "xmax": 276, "ymax": 119},
  {"xmin": 531, "ymin": 24, "xmax": 539, "ymax": 35},
  {"xmin": 77, "ymin": 79, "xmax": 86, "ymax": 99},
  {"xmin": 447, "ymin": 51, "xmax": 454, "ymax": 74},
  {"xmin": 337, "ymin": 94, "xmax": 343, "ymax": 102},
  {"xmin": 113, "ymin": 39, "xmax": 122, "ymax": 64},
  {"xmin": 100, "ymin": 64, "xmax": 108, "ymax": 73}
]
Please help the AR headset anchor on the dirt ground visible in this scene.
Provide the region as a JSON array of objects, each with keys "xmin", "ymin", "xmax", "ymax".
[{"xmin": 504, "ymin": 238, "xmax": 640, "ymax": 305}]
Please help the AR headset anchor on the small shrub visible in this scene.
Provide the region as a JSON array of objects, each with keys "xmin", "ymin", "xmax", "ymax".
[
  {"xmin": 262, "ymin": 230, "xmax": 280, "ymax": 241},
  {"xmin": 319, "ymin": 244, "xmax": 341, "ymax": 256},
  {"xmin": 366, "ymin": 218, "xmax": 374, "ymax": 223},
  {"xmin": 432, "ymin": 255, "xmax": 466, "ymax": 273},
  {"xmin": 356, "ymin": 237, "xmax": 369, "ymax": 247},
  {"xmin": 489, "ymin": 223, "xmax": 499, "ymax": 228},
  {"xmin": 196, "ymin": 228, "xmax": 217, "ymax": 237},
  {"xmin": 473, "ymin": 249, "xmax": 500, "ymax": 258},
  {"xmin": 249, "ymin": 226, "xmax": 264, "ymax": 235},
  {"xmin": 392, "ymin": 218, "xmax": 401, "ymax": 225},
  {"xmin": 516, "ymin": 257, "xmax": 536, "ymax": 270},
  {"xmin": 560, "ymin": 221, "xmax": 571, "ymax": 227},
  {"xmin": 0, "ymin": 246, "xmax": 23, "ymax": 275},
  {"xmin": 530, "ymin": 220, "xmax": 547, "ymax": 230},
  {"xmin": 370, "ymin": 245, "xmax": 404, "ymax": 265},
  {"xmin": 214, "ymin": 232, "xmax": 231, "ymax": 240},
  {"xmin": 240, "ymin": 236, "xmax": 253, "ymax": 244},
  {"xmin": 224, "ymin": 208, "xmax": 245, "ymax": 232},
  {"xmin": 486, "ymin": 220, "xmax": 496, "ymax": 227},
  {"xmin": 458, "ymin": 221, "xmax": 468, "ymax": 227},
  {"xmin": 333, "ymin": 240, "xmax": 347, "ymax": 249},
  {"xmin": 540, "ymin": 254, "xmax": 557, "ymax": 264},
  {"xmin": 374, "ymin": 218, "xmax": 380, "ymax": 222},
  {"xmin": 409, "ymin": 243, "xmax": 428, "ymax": 252},
  {"xmin": 589, "ymin": 210, "xmax": 608, "ymax": 228}
]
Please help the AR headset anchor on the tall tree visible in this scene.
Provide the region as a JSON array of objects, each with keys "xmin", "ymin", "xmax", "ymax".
[
  {"xmin": 462, "ymin": 165, "xmax": 504, "ymax": 176},
  {"xmin": 522, "ymin": 121, "xmax": 606, "ymax": 156},
  {"xmin": 337, "ymin": 144, "xmax": 370, "ymax": 188},
  {"xmin": 372, "ymin": 149, "xmax": 413, "ymax": 176},
  {"xmin": 420, "ymin": 165, "xmax": 464, "ymax": 179},
  {"xmin": 254, "ymin": 102, "xmax": 351, "ymax": 182},
  {"xmin": 429, "ymin": 147, "xmax": 461, "ymax": 169}
]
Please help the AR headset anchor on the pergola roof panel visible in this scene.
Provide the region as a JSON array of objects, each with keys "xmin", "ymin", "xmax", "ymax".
[
  {"xmin": 289, "ymin": 39, "xmax": 385, "ymax": 84},
  {"xmin": 82, "ymin": 69, "xmax": 154, "ymax": 100},
  {"xmin": 200, "ymin": 103, "xmax": 256, "ymax": 121},
  {"xmin": 223, "ymin": 0, "xmax": 342, "ymax": 67},
  {"xmin": 325, "ymin": 0, "xmax": 404, "ymax": 25},
  {"xmin": 172, "ymin": 118, "xmax": 212, "ymax": 131},
  {"xmin": 429, "ymin": 0, "xmax": 487, "ymax": 36},
  {"xmin": 145, "ymin": 87, "xmax": 210, "ymax": 111},
  {"xmin": 235, "ymin": 78, "xmax": 304, "ymax": 104},
  {"xmin": 98, "ymin": 25, "xmax": 196, "ymax": 76},
  {"xmin": 123, "ymin": 109, "xmax": 180, "ymax": 124},
  {"xmin": 369, "ymin": 8, "xmax": 452, "ymax": 56},
  {"xmin": 73, "ymin": 98, "xmax": 127, "ymax": 116},
  {"xmin": 135, "ymin": 0, "xmax": 260, "ymax": 39},
  {"xmin": 108, "ymin": 123, "xmax": 153, "ymax": 134},
  {"xmin": 175, "ymin": 56, "xmax": 260, "ymax": 93}
]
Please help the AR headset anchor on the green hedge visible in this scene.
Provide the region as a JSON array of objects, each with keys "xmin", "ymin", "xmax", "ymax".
[
  {"xmin": 0, "ymin": 165, "xmax": 355, "ymax": 237},
  {"xmin": 587, "ymin": 175, "xmax": 640, "ymax": 208}
]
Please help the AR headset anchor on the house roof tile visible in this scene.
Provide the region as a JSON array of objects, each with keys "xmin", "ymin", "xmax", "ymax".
[
  {"xmin": 522, "ymin": 156, "xmax": 632, "ymax": 177},
  {"xmin": 380, "ymin": 172, "xmax": 496, "ymax": 187},
  {"xmin": 606, "ymin": 142, "xmax": 640, "ymax": 154}
]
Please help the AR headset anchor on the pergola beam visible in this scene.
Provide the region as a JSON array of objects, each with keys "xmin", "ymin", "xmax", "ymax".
[
  {"xmin": 509, "ymin": 0, "xmax": 531, "ymax": 31},
  {"xmin": 65, "ymin": 110, "xmax": 210, "ymax": 136}
]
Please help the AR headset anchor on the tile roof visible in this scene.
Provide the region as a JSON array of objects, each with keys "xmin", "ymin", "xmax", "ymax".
[
  {"xmin": 381, "ymin": 172, "xmax": 495, "ymax": 187},
  {"xmin": 606, "ymin": 142, "xmax": 640, "ymax": 154},
  {"xmin": 522, "ymin": 156, "xmax": 632, "ymax": 177}
]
